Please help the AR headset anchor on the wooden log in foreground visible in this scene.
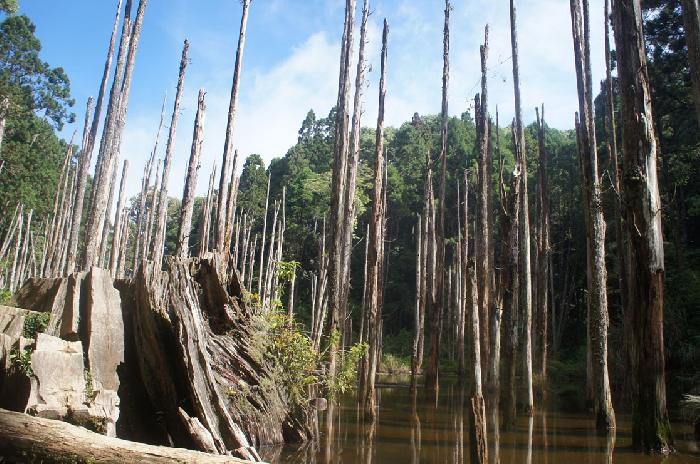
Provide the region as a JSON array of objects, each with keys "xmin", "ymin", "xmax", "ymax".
[{"xmin": 0, "ymin": 408, "xmax": 260, "ymax": 464}]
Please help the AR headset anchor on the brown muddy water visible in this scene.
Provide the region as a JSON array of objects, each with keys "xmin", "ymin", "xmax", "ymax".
[{"xmin": 260, "ymin": 376, "xmax": 700, "ymax": 464}]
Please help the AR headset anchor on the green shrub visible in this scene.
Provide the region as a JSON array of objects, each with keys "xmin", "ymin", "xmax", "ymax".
[
  {"xmin": 0, "ymin": 288, "xmax": 11, "ymax": 304},
  {"xmin": 380, "ymin": 353, "xmax": 411, "ymax": 374},
  {"xmin": 22, "ymin": 312, "xmax": 50, "ymax": 339},
  {"xmin": 10, "ymin": 346, "xmax": 32, "ymax": 376}
]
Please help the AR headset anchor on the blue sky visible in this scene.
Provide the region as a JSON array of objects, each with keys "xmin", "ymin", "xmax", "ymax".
[{"xmin": 19, "ymin": 0, "xmax": 605, "ymax": 200}]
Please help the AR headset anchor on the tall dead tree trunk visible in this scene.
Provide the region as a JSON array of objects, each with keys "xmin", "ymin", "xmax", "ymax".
[
  {"xmin": 535, "ymin": 106, "xmax": 550, "ymax": 382},
  {"xmin": 339, "ymin": 0, "xmax": 369, "ymax": 356},
  {"xmin": 66, "ymin": 0, "xmax": 123, "ymax": 274},
  {"xmin": 569, "ymin": 0, "xmax": 615, "ymax": 432},
  {"xmin": 476, "ymin": 26, "xmax": 491, "ymax": 384},
  {"xmin": 152, "ymin": 40, "xmax": 189, "ymax": 267},
  {"xmin": 327, "ymin": 0, "xmax": 357, "ymax": 385},
  {"xmin": 466, "ymin": 262, "xmax": 487, "ymax": 464},
  {"xmin": 224, "ymin": 151, "xmax": 240, "ymax": 256},
  {"xmin": 425, "ymin": 0, "xmax": 450, "ymax": 392},
  {"xmin": 362, "ymin": 17, "xmax": 387, "ymax": 413},
  {"xmin": 411, "ymin": 213, "xmax": 424, "ymax": 385},
  {"xmin": 98, "ymin": 158, "xmax": 119, "ymax": 268},
  {"xmin": 176, "ymin": 89, "xmax": 206, "ymax": 259},
  {"xmin": 509, "ymin": 0, "xmax": 534, "ymax": 415},
  {"xmin": 215, "ymin": 0, "xmax": 250, "ymax": 254},
  {"xmin": 612, "ymin": 0, "xmax": 673, "ymax": 452},
  {"xmin": 109, "ymin": 160, "xmax": 129, "ymax": 275},
  {"xmin": 502, "ymin": 123, "xmax": 522, "ymax": 427},
  {"xmin": 489, "ymin": 112, "xmax": 503, "ymax": 394},
  {"xmin": 257, "ymin": 176, "xmax": 271, "ymax": 297}
]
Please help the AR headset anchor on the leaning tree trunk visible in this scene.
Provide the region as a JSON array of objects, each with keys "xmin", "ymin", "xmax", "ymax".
[
  {"xmin": 509, "ymin": 0, "xmax": 534, "ymax": 415},
  {"xmin": 152, "ymin": 40, "xmax": 190, "ymax": 268},
  {"xmin": 612, "ymin": 0, "xmax": 672, "ymax": 452},
  {"xmin": 362, "ymin": 20, "xmax": 388, "ymax": 420},
  {"xmin": 425, "ymin": 0, "xmax": 450, "ymax": 392},
  {"xmin": 569, "ymin": 0, "xmax": 615, "ymax": 432},
  {"xmin": 215, "ymin": 0, "xmax": 251, "ymax": 254},
  {"xmin": 177, "ymin": 89, "xmax": 206, "ymax": 259}
]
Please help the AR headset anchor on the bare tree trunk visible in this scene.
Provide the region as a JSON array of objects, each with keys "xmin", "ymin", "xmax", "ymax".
[
  {"xmin": 116, "ymin": 207, "xmax": 130, "ymax": 279},
  {"xmin": 459, "ymin": 171, "xmax": 469, "ymax": 379},
  {"xmin": 502, "ymin": 124, "xmax": 522, "ymax": 427},
  {"xmin": 612, "ymin": 0, "xmax": 672, "ymax": 452},
  {"xmin": 476, "ymin": 26, "xmax": 491, "ymax": 386},
  {"xmin": 536, "ymin": 106, "xmax": 550, "ymax": 383},
  {"xmin": 145, "ymin": 160, "xmax": 161, "ymax": 261},
  {"xmin": 411, "ymin": 214, "xmax": 424, "ymax": 384},
  {"xmin": 199, "ymin": 164, "xmax": 217, "ymax": 258},
  {"xmin": 152, "ymin": 40, "xmax": 190, "ymax": 267},
  {"xmin": 426, "ymin": 0, "xmax": 450, "ymax": 392},
  {"xmin": 569, "ymin": 0, "xmax": 615, "ymax": 432},
  {"xmin": 339, "ymin": 0, "xmax": 369, "ymax": 357},
  {"xmin": 8, "ymin": 206, "xmax": 23, "ymax": 292},
  {"xmin": 257, "ymin": 176, "xmax": 271, "ymax": 297},
  {"xmin": 224, "ymin": 152, "xmax": 240, "ymax": 256},
  {"xmin": 363, "ymin": 21, "xmax": 388, "ymax": 414},
  {"xmin": 327, "ymin": 0, "xmax": 357, "ymax": 385},
  {"xmin": 509, "ymin": 0, "xmax": 534, "ymax": 415},
  {"xmin": 109, "ymin": 160, "xmax": 129, "ymax": 275},
  {"xmin": 132, "ymin": 98, "xmax": 165, "ymax": 270},
  {"xmin": 466, "ymin": 263, "xmax": 487, "ymax": 464},
  {"xmin": 0, "ymin": 97, "xmax": 8, "ymax": 156},
  {"xmin": 98, "ymin": 158, "xmax": 119, "ymax": 268},
  {"xmin": 176, "ymin": 89, "xmax": 206, "ymax": 259},
  {"xmin": 489, "ymin": 113, "xmax": 503, "ymax": 395},
  {"xmin": 215, "ymin": 0, "xmax": 250, "ymax": 254}
]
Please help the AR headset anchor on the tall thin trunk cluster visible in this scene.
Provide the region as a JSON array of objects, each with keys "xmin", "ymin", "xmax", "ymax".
[
  {"xmin": 83, "ymin": 0, "xmax": 148, "ymax": 269},
  {"xmin": 535, "ymin": 106, "xmax": 551, "ymax": 382},
  {"xmin": 612, "ymin": 0, "xmax": 672, "ymax": 452},
  {"xmin": 327, "ymin": 0, "xmax": 358, "ymax": 384},
  {"xmin": 569, "ymin": 0, "xmax": 615, "ymax": 432},
  {"xmin": 360, "ymin": 19, "xmax": 389, "ymax": 419}
]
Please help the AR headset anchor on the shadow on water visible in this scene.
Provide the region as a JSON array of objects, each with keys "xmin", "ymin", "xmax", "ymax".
[{"xmin": 260, "ymin": 375, "xmax": 700, "ymax": 463}]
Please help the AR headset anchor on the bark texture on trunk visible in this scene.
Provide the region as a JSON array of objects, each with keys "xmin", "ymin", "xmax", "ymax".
[
  {"xmin": 327, "ymin": 0, "xmax": 357, "ymax": 385},
  {"xmin": 362, "ymin": 19, "xmax": 388, "ymax": 420},
  {"xmin": 612, "ymin": 0, "xmax": 672, "ymax": 452},
  {"xmin": 0, "ymin": 409, "xmax": 255, "ymax": 464},
  {"xmin": 109, "ymin": 160, "xmax": 129, "ymax": 275},
  {"xmin": 569, "ymin": 0, "xmax": 615, "ymax": 432}
]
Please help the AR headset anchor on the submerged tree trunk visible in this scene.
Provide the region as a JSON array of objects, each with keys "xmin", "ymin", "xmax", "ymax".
[
  {"xmin": 612, "ymin": 0, "xmax": 672, "ymax": 452},
  {"xmin": 177, "ymin": 89, "xmax": 206, "ymax": 259},
  {"xmin": 425, "ymin": 0, "xmax": 450, "ymax": 392},
  {"xmin": 509, "ymin": 0, "xmax": 534, "ymax": 415},
  {"xmin": 569, "ymin": 0, "xmax": 615, "ymax": 432},
  {"xmin": 535, "ymin": 107, "xmax": 550, "ymax": 383},
  {"xmin": 362, "ymin": 20, "xmax": 388, "ymax": 420}
]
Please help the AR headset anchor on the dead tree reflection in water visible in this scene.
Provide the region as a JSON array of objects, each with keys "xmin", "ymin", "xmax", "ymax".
[{"xmin": 410, "ymin": 388, "xmax": 422, "ymax": 464}]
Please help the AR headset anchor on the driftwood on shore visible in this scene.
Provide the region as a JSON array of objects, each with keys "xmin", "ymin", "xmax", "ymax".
[{"xmin": 0, "ymin": 408, "xmax": 259, "ymax": 463}]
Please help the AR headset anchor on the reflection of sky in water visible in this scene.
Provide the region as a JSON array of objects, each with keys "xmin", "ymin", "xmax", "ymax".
[{"xmin": 260, "ymin": 375, "xmax": 700, "ymax": 464}]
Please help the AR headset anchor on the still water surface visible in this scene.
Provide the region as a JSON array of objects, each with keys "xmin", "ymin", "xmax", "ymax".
[{"xmin": 261, "ymin": 376, "xmax": 700, "ymax": 463}]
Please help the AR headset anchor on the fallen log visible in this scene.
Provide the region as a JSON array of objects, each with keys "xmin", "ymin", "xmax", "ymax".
[{"xmin": 0, "ymin": 408, "xmax": 259, "ymax": 463}]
